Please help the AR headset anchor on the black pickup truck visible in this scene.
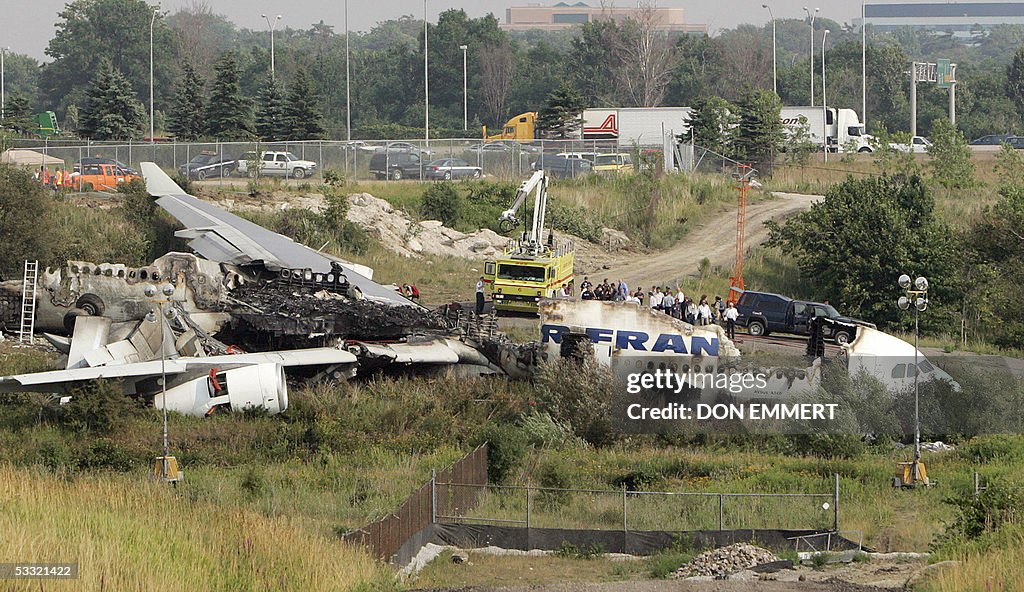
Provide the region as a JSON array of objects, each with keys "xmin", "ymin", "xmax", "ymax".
[{"xmin": 735, "ymin": 290, "xmax": 875, "ymax": 344}]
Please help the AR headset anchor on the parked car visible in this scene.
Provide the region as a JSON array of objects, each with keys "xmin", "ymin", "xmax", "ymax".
[
  {"xmin": 369, "ymin": 151, "xmax": 424, "ymax": 180},
  {"xmin": 69, "ymin": 162, "xmax": 141, "ymax": 191},
  {"xmin": 487, "ymin": 140, "xmax": 540, "ymax": 153},
  {"xmin": 556, "ymin": 152, "xmax": 598, "ymax": 162},
  {"xmin": 376, "ymin": 142, "xmax": 433, "ymax": 157},
  {"xmin": 970, "ymin": 134, "xmax": 1013, "ymax": 145},
  {"xmin": 178, "ymin": 152, "xmax": 237, "ymax": 180},
  {"xmin": 734, "ymin": 290, "xmax": 875, "ymax": 344},
  {"xmin": 424, "ymin": 158, "xmax": 482, "ymax": 180},
  {"xmin": 73, "ymin": 157, "xmax": 139, "ymax": 176},
  {"xmin": 888, "ymin": 136, "xmax": 931, "ymax": 153},
  {"xmin": 236, "ymin": 151, "xmax": 317, "ymax": 178},
  {"xmin": 466, "ymin": 142, "xmax": 516, "ymax": 154},
  {"xmin": 340, "ymin": 140, "xmax": 377, "ymax": 153},
  {"xmin": 592, "ymin": 152, "xmax": 634, "ymax": 173},
  {"xmin": 530, "ymin": 154, "xmax": 593, "ymax": 179}
]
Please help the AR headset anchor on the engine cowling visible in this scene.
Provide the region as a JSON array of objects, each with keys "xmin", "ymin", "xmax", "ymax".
[{"xmin": 154, "ymin": 363, "xmax": 288, "ymax": 417}]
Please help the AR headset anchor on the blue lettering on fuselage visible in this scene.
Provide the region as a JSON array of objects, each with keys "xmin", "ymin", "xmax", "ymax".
[{"xmin": 540, "ymin": 324, "xmax": 719, "ymax": 356}]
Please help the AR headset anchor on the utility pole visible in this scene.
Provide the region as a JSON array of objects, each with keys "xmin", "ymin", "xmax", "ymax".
[
  {"xmin": 861, "ymin": 0, "xmax": 867, "ymax": 127},
  {"xmin": 460, "ymin": 44, "xmax": 468, "ymax": 130},
  {"xmin": 150, "ymin": 6, "xmax": 159, "ymax": 143},
  {"xmin": 262, "ymin": 14, "xmax": 282, "ymax": 79},
  {"xmin": 763, "ymin": 4, "xmax": 777, "ymax": 95},
  {"xmin": 822, "ymin": 29, "xmax": 829, "ymax": 162},
  {"xmin": 424, "ymin": 0, "xmax": 430, "ymax": 146},
  {"xmin": 345, "ymin": 0, "xmax": 351, "ymax": 141},
  {"xmin": 804, "ymin": 7, "xmax": 819, "ymax": 106}
]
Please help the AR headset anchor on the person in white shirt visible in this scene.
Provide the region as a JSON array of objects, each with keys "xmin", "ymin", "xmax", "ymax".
[
  {"xmin": 724, "ymin": 300, "xmax": 739, "ymax": 339},
  {"xmin": 475, "ymin": 277, "xmax": 486, "ymax": 315},
  {"xmin": 650, "ymin": 287, "xmax": 664, "ymax": 310},
  {"xmin": 697, "ymin": 295, "xmax": 713, "ymax": 325}
]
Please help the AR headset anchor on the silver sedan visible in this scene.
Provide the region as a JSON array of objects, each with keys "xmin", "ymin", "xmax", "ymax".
[{"xmin": 425, "ymin": 158, "xmax": 483, "ymax": 180}]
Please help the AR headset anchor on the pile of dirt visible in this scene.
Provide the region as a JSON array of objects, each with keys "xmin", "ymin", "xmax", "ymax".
[
  {"xmin": 671, "ymin": 543, "xmax": 779, "ymax": 578},
  {"xmin": 345, "ymin": 193, "xmax": 510, "ymax": 259}
]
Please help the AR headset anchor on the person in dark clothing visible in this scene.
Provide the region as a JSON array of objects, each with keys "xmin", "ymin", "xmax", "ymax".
[{"xmin": 475, "ymin": 276, "xmax": 486, "ymax": 315}]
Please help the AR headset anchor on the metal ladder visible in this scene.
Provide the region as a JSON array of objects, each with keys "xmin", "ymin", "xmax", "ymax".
[{"xmin": 19, "ymin": 260, "xmax": 38, "ymax": 345}]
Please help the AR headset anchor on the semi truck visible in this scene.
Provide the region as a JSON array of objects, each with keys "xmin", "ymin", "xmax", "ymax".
[
  {"xmin": 582, "ymin": 108, "xmax": 691, "ymax": 147},
  {"xmin": 483, "ymin": 108, "xmax": 692, "ymax": 148},
  {"xmin": 780, "ymin": 106, "xmax": 872, "ymax": 153}
]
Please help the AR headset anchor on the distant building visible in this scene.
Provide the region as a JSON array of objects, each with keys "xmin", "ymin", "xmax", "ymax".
[
  {"xmin": 501, "ymin": 2, "xmax": 708, "ymax": 34},
  {"xmin": 863, "ymin": 1, "xmax": 1024, "ymax": 33}
]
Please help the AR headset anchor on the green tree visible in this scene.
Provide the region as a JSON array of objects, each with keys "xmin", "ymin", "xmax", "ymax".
[
  {"xmin": 926, "ymin": 118, "xmax": 976, "ymax": 189},
  {"xmin": 168, "ymin": 63, "xmax": 206, "ymax": 141},
  {"xmin": 535, "ymin": 81, "xmax": 585, "ymax": 139},
  {"xmin": 783, "ymin": 115, "xmax": 816, "ymax": 166},
  {"xmin": 1006, "ymin": 46, "xmax": 1024, "ymax": 119},
  {"xmin": 0, "ymin": 165, "xmax": 52, "ymax": 274},
  {"xmin": 1, "ymin": 94, "xmax": 34, "ymax": 134},
  {"xmin": 41, "ymin": 0, "xmax": 178, "ymax": 113},
  {"xmin": 205, "ymin": 51, "xmax": 254, "ymax": 140},
  {"xmin": 733, "ymin": 89, "xmax": 783, "ymax": 169},
  {"xmin": 254, "ymin": 76, "xmax": 287, "ymax": 141},
  {"xmin": 78, "ymin": 59, "xmax": 145, "ymax": 141},
  {"xmin": 685, "ymin": 96, "xmax": 736, "ymax": 156},
  {"xmin": 283, "ymin": 68, "xmax": 326, "ymax": 140},
  {"xmin": 766, "ymin": 174, "xmax": 962, "ymax": 330}
]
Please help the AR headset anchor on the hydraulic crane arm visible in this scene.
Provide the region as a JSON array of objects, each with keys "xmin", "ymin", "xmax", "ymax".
[{"xmin": 498, "ymin": 169, "xmax": 548, "ymax": 238}]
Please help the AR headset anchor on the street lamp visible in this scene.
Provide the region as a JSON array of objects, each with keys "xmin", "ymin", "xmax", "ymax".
[
  {"xmin": 1, "ymin": 46, "xmax": 9, "ymax": 121},
  {"xmin": 345, "ymin": 0, "xmax": 351, "ymax": 141},
  {"xmin": 822, "ymin": 29, "xmax": 829, "ymax": 162},
  {"xmin": 460, "ymin": 44, "xmax": 468, "ymax": 130},
  {"xmin": 897, "ymin": 274, "xmax": 929, "ymax": 485},
  {"xmin": 861, "ymin": 0, "xmax": 867, "ymax": 127},
  {"xmin": 145, "ymin": 282, "xmax": 178, "ymax": 483},
  {"xmin": 150, "ymin": 5, "xmax": 159, "ymax": 144},
  {"xmin": 262, "ymin": 14, "xmax": 282, "ymax": 79},
  {"xmin": 803, "ymin": 6, "xmax": 819, "ymax": 106},
  {"xmin": 762, "ymin": 4, "xmax": 777, "ymax": 96},
  {"xmin": 424, "ymin": 0, "xmax": 430, "ymax": 146}
]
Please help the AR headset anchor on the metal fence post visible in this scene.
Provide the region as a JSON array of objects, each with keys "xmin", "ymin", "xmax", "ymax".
[
  {"xmin": 833, "ymin": 473, "xmax": 840, "ymax": 532},
  {"xmin": 431, "ymin": 469, "xmax": 437, "ymax": 524},
  {"xmin": 718, "ymin": 494, "xmax": 724, "ymax": 530},
  {"xmin": 526, "ymin": 485, "xmax": 531, "ymax": 529},
  {"xmin": 622, "ymin": 484, "xmax": 627, "ymax": 532}
]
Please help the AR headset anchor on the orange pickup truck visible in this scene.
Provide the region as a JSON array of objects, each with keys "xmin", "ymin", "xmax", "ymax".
[{"xmin": 69, "ymin": 163, "xmax": 141, "ymax": 191}]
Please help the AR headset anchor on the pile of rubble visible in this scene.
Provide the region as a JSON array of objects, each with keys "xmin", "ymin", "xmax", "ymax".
[
  {"xmin": 670, "ymin": 543, "xmax": 779, "ymax": 579},
  {"xmin": 345, "ymin": 193, "xmax": 510, "ymax": 259}
]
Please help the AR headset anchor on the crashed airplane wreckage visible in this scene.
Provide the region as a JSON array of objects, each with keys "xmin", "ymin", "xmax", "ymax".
[{"xmin": 0, "ymin": 163, "xmax": 533, "ymax": 416}]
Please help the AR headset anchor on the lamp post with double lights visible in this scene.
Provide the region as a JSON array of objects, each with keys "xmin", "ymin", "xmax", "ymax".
[
  {"xmin": 460, "ymin": 44, "xmax": 468, "ymax": 130},
  {"xmin": 762, "ymin": 4, "xmax": 776, "ymax": 95},
  {"xmin": 803, "ymin": 6, "xmax": 819, "ymax": 106},
  {"xmin": 822, "ymin": 29, "xmax": 829, "ymax": 162},
  {"xmin": 1, "ymin": 46, "xmax": 9, "ymax": 121},
  {"xmin": 262, "ymin": 14, "xmax": 282, "ymax": 79},
  {"xmin": 150, "ymin": 5, "xmax": 159, "ymax": 144},
  {"xmin": 897, "ymin": 274, "xmax": 929, "ymax": 485},
  {"xmin": 145, "ymin": 282, "xmax": 180, "ymax": 484}
]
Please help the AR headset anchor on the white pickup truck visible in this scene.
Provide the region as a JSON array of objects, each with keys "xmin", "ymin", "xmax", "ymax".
[
  {"xmin": 236, "ymin": 151, "xmax": 318, "ymax": 178},
  {"xmin": 888, "ymin": 136, "xmax": 932, "ymax": 154}
]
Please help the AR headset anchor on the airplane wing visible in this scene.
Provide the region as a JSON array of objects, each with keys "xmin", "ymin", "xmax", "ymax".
[
  {"xmin": 0, "ymin": 348, "xmax": 358, "ymax": 394},
  {"xmin": 140, "ymin": 162, "xmax": 414, "ymax": 307}
]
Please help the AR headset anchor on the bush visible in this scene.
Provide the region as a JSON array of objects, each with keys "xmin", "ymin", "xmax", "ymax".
[
  {"xmin": 60, "ymin": 380, "xmax": 143, "ymax": 435},
  {"xmin": 80, "ymin": 439, "xmax": 137, "ymax": 472},
  {"xmin": 421, "ymin": 182, "xmax": 462, "ymax": 226},
  {"xmin": 518, "ymin": 412, "xmax": 585, "ymax": 450},
  {"xmin": 475, "ymin": 423, "xmax": 528, "ymax": 484},
  {"xmin": 537, "ymin": 458, "xmax": 573, "ymax": 508},
  {"xmin": 940, "ymin": 481, "xmax": 1023, "ymax": 543},
  {"xmin": 534, "ymin": 358, "xmax": 616, "ymax": 447}
]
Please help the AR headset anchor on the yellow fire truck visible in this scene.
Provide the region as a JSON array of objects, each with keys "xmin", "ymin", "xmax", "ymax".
[{"xmin": 483, "ymin": 171, "xmax": 575, "ymax": 314}]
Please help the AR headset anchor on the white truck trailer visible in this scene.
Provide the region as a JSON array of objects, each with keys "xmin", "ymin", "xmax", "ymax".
[
  {"xmin": 780, "ymin": 106, "xmax": 873, "ymax": 153},
  {"xmin": 582, "ymin": 107, "xmax": 692, "ymax": 147}
]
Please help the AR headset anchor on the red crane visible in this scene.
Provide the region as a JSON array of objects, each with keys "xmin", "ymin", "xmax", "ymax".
[{"xmin": 729, "ymin": 165, "xmax": 756, "ymax": 304}]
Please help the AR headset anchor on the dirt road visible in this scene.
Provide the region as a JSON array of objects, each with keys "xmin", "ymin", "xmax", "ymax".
[{"xmin": 585, "ymin": 192, "xmax": 821, "ymax": 287}]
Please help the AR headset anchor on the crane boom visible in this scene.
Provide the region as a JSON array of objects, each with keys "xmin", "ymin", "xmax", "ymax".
[{"xmin": 498, "ymin": 170, "xmax": 549, "ymax": 257}]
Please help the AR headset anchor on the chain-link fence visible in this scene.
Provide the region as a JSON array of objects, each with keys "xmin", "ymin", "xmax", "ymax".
[{"xmin": 6, "ymin": 137, "xmax": 647, "ymax": 185}]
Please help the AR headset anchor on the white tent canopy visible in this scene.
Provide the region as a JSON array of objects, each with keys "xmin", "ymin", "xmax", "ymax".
[{"xmin": 0, "ymin": 149, "xmax": 65, "ymax": 167}]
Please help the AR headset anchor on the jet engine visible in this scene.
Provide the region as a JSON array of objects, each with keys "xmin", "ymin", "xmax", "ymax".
[{"xmin": 154, "ymin": 363, "xmax": 288, "ymax": 416}]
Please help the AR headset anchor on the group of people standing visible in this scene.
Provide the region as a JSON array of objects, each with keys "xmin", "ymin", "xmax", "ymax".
[
  {"xmin": 34, "ymin": 166, "xmax": 72, "ymax": 190},
  {"xmin": 575, "ymin": 277, "xmax": 740, "ymax": 339}
]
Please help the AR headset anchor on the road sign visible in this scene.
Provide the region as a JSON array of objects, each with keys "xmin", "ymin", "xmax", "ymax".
[{"xmin": 937, "ymin": 59, "xmax": 955, "ymax": 88}]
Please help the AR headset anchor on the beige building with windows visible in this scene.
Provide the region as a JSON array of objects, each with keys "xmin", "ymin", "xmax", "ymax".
[{"xmin": 501, "ymin": 2, "xmax": 708, "ymax": 33}]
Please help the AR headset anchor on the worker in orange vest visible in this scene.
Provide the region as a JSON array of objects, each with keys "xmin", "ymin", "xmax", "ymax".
[
  {"xmin": 40, "ymin": 167, "xmax": 51, "ymax": 186},
  {"xmin": 54, "ymin": 167, "xmax": 65, "ymax": 190}
]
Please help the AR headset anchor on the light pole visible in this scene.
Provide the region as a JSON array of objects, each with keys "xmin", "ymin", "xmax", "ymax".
[
  {"xmin": 1, "ymin": 46, "xmax": 9, "ymax": 121},
  {"xmin": 762, "ymin": 4, "xmax": 776, "ymax": 96},
  {"xmin": 861, "ymin": 0, "xmax": 867, "ymax": 127},
  {"xmin": 424, "ymin": 0, "xmax": 430, "ymax": 146},
  {"xmin": 262, "ymin": 14, "xmax": 282, "ymax": 79},
  {"xmin": 897, "ymin": 274, "xmax": 929, "ymax": 484},
  {"xmin": 460, "ymin": 44, "xmax": 468, "ymax": 130},
  {"xmin": 150, "ymin": 6, "xmax": 159, "ymax": 143},
  {"xmin": 345, "ymin": 0, "xmax": 351, "ymax": 141},
  {"xmin": 145, "ymin": 283, "xmax": 176, "ymax": 482},
  {"xmin": 822, "ymin": 29, "xmax": 829, "ymax": 162},
  {"xmin": 803, "ymin": 6, "xmax": 819, "ymax": 106}
]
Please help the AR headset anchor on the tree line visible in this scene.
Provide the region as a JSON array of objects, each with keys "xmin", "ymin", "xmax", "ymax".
[{"xmin": 7, "ymin": 0, "xmax": 1024, "ymax": 141}]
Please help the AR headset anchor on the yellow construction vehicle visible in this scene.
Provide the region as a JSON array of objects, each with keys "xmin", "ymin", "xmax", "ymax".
[{"xmin": 484, "ymin": 170, "xmax": 574, "ymax": 315}]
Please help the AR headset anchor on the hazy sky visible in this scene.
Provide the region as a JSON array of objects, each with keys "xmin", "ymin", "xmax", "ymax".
[{"xmin": 1, "ymin": 0, "xmax": 865, "ymax": 60}]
